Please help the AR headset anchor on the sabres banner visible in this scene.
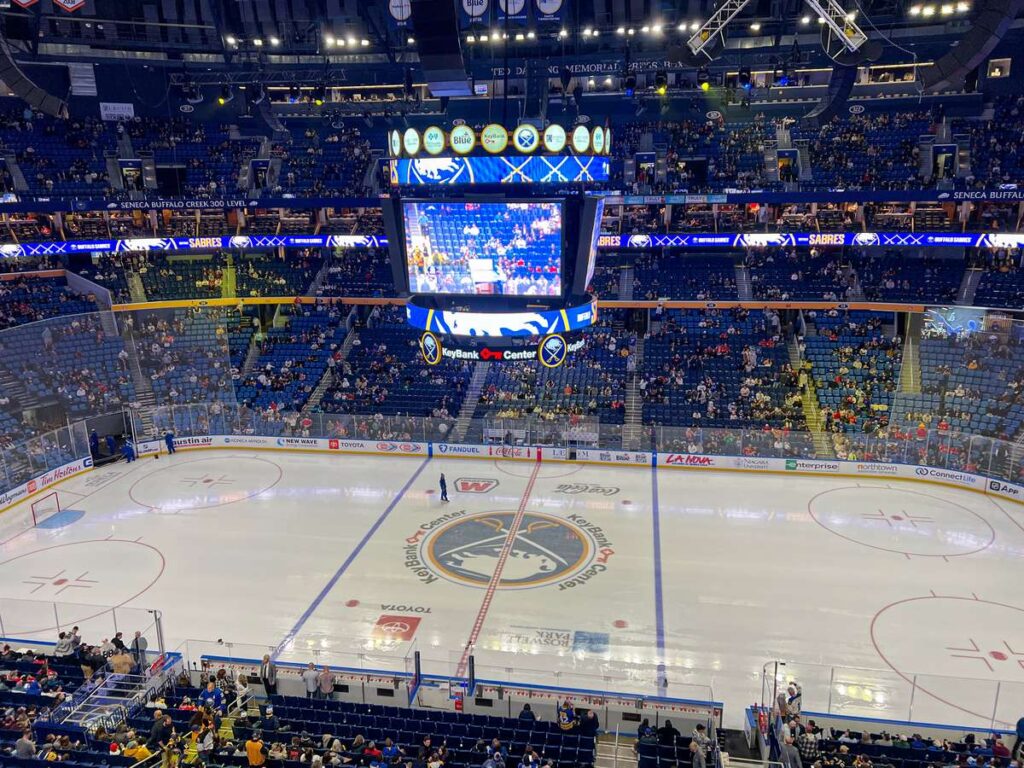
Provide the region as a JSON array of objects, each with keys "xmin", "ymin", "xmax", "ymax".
[{"xmin": 390, "ymin": 155, "xmax": 610, "ymax": 186}]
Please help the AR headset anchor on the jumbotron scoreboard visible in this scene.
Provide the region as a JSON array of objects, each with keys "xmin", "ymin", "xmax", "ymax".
[{"xmin": 381, "ymin": 120, "xmax": 606, "ymax": 368}]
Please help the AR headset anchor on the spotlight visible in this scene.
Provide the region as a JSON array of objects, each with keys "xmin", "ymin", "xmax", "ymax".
[
  {"xmin": 217, "ymin": 85, "xmax": 233, "ymax": 105},
  {"xmin": 558, "ymin": 29, "xmax": 567, "ymax": 38},
  {"xmin": 527, "ymin": 31, "xmax": 535, "ymax": 38},
  {"xmin": 654, "ymin": 69, "xmax": 668, "ymax": 96},
  {"xmin": 677, "ymin": 23, "xmax": 687, "ymax": 31},
  {"xmin": 225, "ymin": 35, "xmax": 237, "ymax": 46},
  {"xmin": 324, "ymin": 35, "xmax": 335, "ymax": 46},
  {"xmin": 583, "ymin": 27, "xmax": 593, "ymax": 36},
  {"xmin": 269, "ymin": 37, "xmax": 280, "ymax": 46},
  {"xmin": 641, "ymin": 25, "xmax": 650, "ymax": 33},
  {"xmin": 627, "ymin": 27, "xmax": 635, "ymax": 35},
  {"xmin": 940, "ymin": 3, "xmax": 953, "ymax": 11},
  {"xmin": 922, "ymin": 5, "xmax": 935, "ymax": 15},
  {"xmin": 690, "ymin": 21, "xmax": 700, "ymax": 30},
  {"xmin": 956, "ymin": 1, "xmax": 969, "ymax": 8},
  {"xmin": 467, "ymin": 34, "xmax": 476, "ymax": 42},
  {"xmin": 617, "ymin": 26, "xmax": 626, "ymax": 34},
  {"xmin": 360, "ymin": 39, "xmax": 370, "ymax": 46},
  {"xmin": 407, "ymin": 36, "xmax": 415, "ymax": 44},
  {"xmin": 801, "ymin": 15, "xmax": 811, "ymax": 23},
  {"xmin": 252, "ymin": 38, "xmax": 263, "ymax": 46},
  {"xmin": 515, "ymin": 32, "xmax": 525, "ymax": 41},
  {"xmin": 909, "ymin": 4, "xmax": 922, "ymax": 11},
  {"xmin": 749, "ymin": 22, "xmax": 761, "ymax": 31}
]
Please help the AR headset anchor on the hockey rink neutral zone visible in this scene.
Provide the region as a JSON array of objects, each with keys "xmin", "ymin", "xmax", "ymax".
[{"xmin": 0, "ymin": 448, "xmax": 1022, "ymax": 730}]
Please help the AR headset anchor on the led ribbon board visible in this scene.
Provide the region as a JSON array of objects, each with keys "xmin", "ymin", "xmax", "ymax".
[
  {"xmin": 419, "ymin": 331, "xmax": 585, "ymax": 367},
  {"xmin": 390, "ymin": 155, "xmax": 609, "ymax": 186},
  {"xmin": 406, "ymin": 299, "xmax": 597, "ymax": 338},
  {"xmin": 596, "ymin": 233, "xmax": 1024, "ymax": 248},
  {"xmin": 0, "ymin": 235, "xmax": 386, "ymax": 258}
]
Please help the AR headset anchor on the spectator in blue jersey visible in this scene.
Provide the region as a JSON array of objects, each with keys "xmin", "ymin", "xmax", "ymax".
[
  {"xmin": 164, "ymin": 431, "xmax": 176, "ymax": 454},
  {"xmin": 198, "ymin": 681, "xmax": 223, "ymax": 713},
  {"xmin": 517, "ymin": 704, "xmax": 536, "ymax": 721}
]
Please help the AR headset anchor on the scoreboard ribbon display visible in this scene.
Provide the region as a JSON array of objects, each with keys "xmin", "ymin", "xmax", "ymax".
[
  {"xmin": 0, "ymin": 234, "xmax": 385, "ymax": 258},
  {"xmin": 1, "ymin": 230, "xmax": 1022, "ymax": 259},
  {"xmin": 406, "ymin": 300, "xmax": 597, "ymax": 338},
  {"xmin": 595, "ymin": 232, "xmax": 1024, "ymax": 249},
  {"xmin": 390, "ymin": 155, "xmax": 610, "ymax": 186}
]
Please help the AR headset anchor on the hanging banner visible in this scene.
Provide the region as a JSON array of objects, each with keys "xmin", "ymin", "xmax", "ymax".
[
  {"xmin": 533, "ymin": 0, "xmax": 564, "ymax": 23},
  {"xmin": 387, "ymin": 0, "xmax": 412, "ymax": 27},
  {"xmin": 12, "ymin": 0, "xmax": 40, "ymax": 8},
  {"xmin": 99, "ymin": 102, "xmax": 135, "ymax": 121},
  {"xmin": 460, "ymin": 0, "xmax": 490, "ymax": 27},
  {"xmin": 496, "ymin": 0, "xmax": 528, "ymax": 23},
  {"xmin": 53, "ymin": 0, "xmax": 87, "ymax": 11}
]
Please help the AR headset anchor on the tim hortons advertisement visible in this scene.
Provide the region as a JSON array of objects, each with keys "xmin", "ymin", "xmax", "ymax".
[{"xmin": 0, "ymin": 457, "xmax": 93, "ymax": 511}]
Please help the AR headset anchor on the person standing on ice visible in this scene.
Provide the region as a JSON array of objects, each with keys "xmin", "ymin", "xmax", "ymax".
[
  {"xmin": 164, "ymin": 431, "xmax": 176, "ymax": 455},
  {"xmin": 439, "ymin": 473, "xmax": 449, "ymax": 502}
]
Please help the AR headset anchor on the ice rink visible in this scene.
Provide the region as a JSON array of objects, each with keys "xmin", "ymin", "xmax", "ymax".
[{"xmin": 1, "ymin": 450, "xmax": 1023, "ymax": 729}]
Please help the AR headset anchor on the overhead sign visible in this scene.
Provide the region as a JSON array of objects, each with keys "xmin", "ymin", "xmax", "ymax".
[
  {"xmin": 403, "ymin": 128, "xmax": 421, "ymax": 156},
  {"xmin": 571, "ymin": 125, "xmax": 591, "ymax": 153},
  {"xmin": 418, "ymin": 332, "xmax": 585, "ymax": 366},
  {"xmin": 390, "ymin": 155, "xmax": 610, "ymax": 185},
  {"xmin": 512, "ymin": 124, "xmax": 540, "ymax": 153},
  {"xmin": 406, "ymin": 299, "xmax": 596, "ymax": 337},
  {"xmin": 543, "ymin": 124, "xmax": 567, "ymax": 153},
  {"xmin": 450, "ymin": 125, "xmax": 476, "ymax": 155},
  {"xmin": 481, "ymin": 124, "xmax": 510, "ymax": 154},
  {"xmin": 423, "ymin": 126, "xmax": 446, "ymax": 156},
  {"xmin": 594, "ymin": 232, "xmax": 1024, "ymax": 249}
]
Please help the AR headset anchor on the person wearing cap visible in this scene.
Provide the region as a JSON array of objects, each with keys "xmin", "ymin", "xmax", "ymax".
[
  {"xmin": 246, "ymin": 731, "xmax": 268, "ymax": 767},
  {"xmin": 259, "ymin": 706, "xmax": 280, "ymax": 733}
]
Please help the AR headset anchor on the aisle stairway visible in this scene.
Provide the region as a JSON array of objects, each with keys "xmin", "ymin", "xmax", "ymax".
[
  {"xmin": 618, "ymin": 266, "xmax": 635, "ymax": 300},
  {"xmin": 621, "ymin": 337, "xmax": 646, "ymax": 450},
  {"xmin": 303, "ymin": 328, "xmax": 360, "ymax": 413},
  {"xmin": 898, "ymin": 314, "xmax": 923, "ymax": 394},
  {"xmin": 788, "ymin": 336, "xmax": 834, "ymax": 458},
  {"xmin": 595, "ymin": 733, "xmax": 638, "ymax": 768},
  {"xmin": 956, "ymin": 267, "xmax": 982, "ymax": 305},
  {"xmin": 127, "ymin": 271, "xmax": 147, "ymax": 303},
  {"xmin": 451, "ymin": 362, "xmax": 491, "ymax": 442},
  {"xmin": 734, "ymin": 265, "xmax": 753, "ymax": 300}
]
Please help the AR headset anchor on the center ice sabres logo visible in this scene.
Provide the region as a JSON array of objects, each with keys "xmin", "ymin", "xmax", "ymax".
[{"xmin": 425, "ymin": 512, "xmax": 591, "ymax": 588}]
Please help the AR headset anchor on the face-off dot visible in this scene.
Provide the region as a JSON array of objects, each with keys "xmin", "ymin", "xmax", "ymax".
[
  {"xmin": 345, "ymin": 599, "xmax": 360, "ymax": 608},
  {"xmin": 613, "ymin": 619, "xmax": 628, "ymax": 629}
]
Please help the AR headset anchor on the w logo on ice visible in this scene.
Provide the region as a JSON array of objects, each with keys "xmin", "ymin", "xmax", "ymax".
[{"xmin": 455, "ymin": 478, "xmax": 499, "ymax": 493}]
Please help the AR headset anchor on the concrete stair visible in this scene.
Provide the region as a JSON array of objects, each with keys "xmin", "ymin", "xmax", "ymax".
[
  {"xmin": 451, "ymin": 362, "xmax": 492, "ymax": 443},
  {"xmin": 127, "ymin": 271, "xmax": 147, "ymax": 303},
  {"xmin": 618, "ymin": 266, "xmax": 635, "ymax": 300},
  {"xmin": 595, "ymin": 733, "xmax": 638, "ymax": 768},
  {"xmin": 303, "ymin": 329, "xmax": 360, "ymax": 413},
  {"xmin": 899, "ymin": 314, "xmax": 923, "ymax": 394},
  {"xmin": 621, "ymin": 337, "xmax": 646, "ymax": 450},
  {"xmin": 735, "ymin": 265, "xmax": 753, "ymax": 300},
  {"xmin": 122, "ymin": 326, "xmax": 157, "ymax": 438},
  {"xmin": 788, "ymin": 336, "xmax": 833, "ymax": 458},
  {"xmin": 956, "ymin": 268, "xmax": 982, "ymax": 306}
]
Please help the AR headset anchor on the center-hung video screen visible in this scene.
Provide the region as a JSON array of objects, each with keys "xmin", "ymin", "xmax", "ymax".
[{"xmin": 403, "ymin": 200, "xmax": 563, "ymax": 296}]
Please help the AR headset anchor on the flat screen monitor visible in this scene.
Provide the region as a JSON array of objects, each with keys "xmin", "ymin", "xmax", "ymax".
[{"xmin": 403, "ymin": 200, "xmax": 563, "ymax": 296}]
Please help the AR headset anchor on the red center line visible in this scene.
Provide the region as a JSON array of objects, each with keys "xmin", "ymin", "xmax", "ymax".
[{"xmin": 456, "ymin": 460, "xmax": 542, "ymax": 677}]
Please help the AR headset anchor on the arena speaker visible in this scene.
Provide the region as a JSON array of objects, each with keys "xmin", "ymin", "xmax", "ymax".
[
  {"xmin": 0, "ymin": 33, "xmax": 68, "ymax": 117},
  {"xmin": 801, "ymin": 64, "xmax": 856, "ymax": 128},
  {"xmin": 409, "ymin": 0, "xmax": 471, "ymax": 97},
  {"xmin": 920, "ymin": 0, "xmax": 1024, "ymax": 92}
]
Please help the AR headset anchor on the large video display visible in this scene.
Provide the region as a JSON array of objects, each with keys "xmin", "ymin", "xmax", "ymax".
[{"xmin": 403, "ymin": 201, "xmax": 562, "ymax": 296}]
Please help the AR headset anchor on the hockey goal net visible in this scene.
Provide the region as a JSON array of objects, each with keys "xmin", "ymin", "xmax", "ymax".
[{"xmin": 30, "ymin": 491, "xmax": 62, "ymax": 527}]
